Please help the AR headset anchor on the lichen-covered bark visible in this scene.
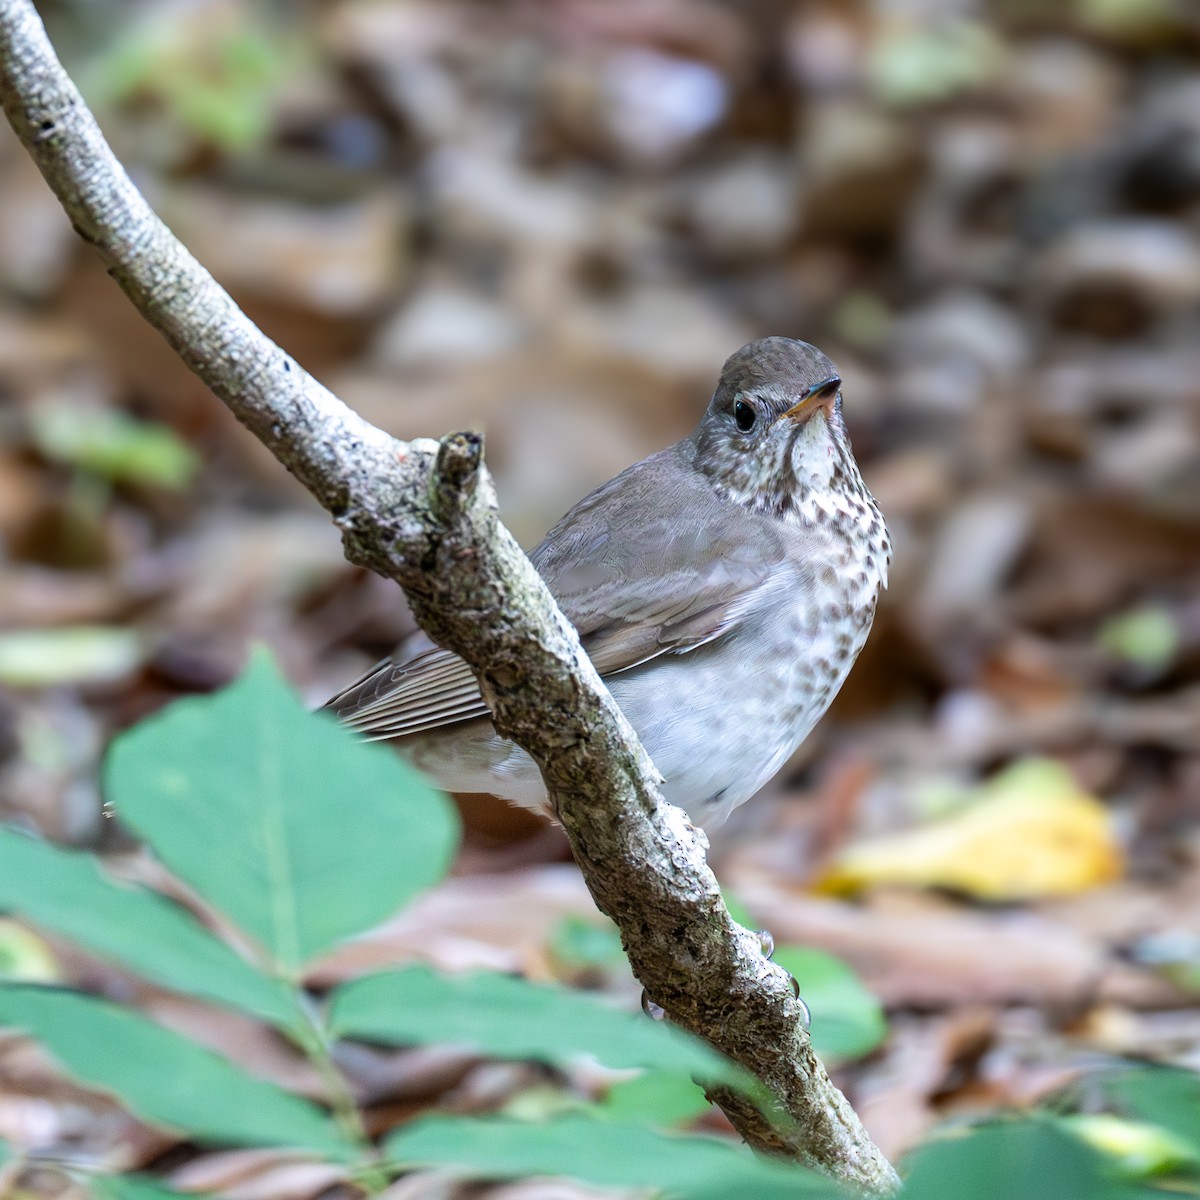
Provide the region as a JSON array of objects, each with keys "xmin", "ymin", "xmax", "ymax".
[{"xmin": 0, "ymin": 3, "xmax": 898, "ymax": 1191}]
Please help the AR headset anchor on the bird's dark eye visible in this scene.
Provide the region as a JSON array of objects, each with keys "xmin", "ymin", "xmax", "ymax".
[{"xmin": 733, "ymin": 399, "xmax": 756, "ymax": 432}]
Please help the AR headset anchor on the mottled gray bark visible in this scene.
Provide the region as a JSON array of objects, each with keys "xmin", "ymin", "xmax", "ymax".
[{"xmin": 0, "ymin": 3, "xmax": 898, "ymax": 1192}]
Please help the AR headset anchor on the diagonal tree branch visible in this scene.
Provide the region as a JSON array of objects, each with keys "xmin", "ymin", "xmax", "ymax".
[{"xmin": 0, "ymin": 2, "xmax": 898, "ymax": 1192}]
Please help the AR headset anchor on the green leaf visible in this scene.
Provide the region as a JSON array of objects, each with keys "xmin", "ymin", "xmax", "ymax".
[
  {"xmin": 599, "ymin": 1071, "xmax": 712, "ymax": 1127},
  {"xmin": 0, "ymin": 985, "xmax": 353, "ymax": 1159},
  {"xmin": 903, "ymin": 1119, "xmax": 1152, "ymax": 1200},
  {"xmin": 29, "ymin": 406, "xmax": 198, "ymax": 490},
  {"xmin": 1128, "ymin": 929, "xmax": 1200, "ymax": 996},
  {"xmin": 0, "ymin": 1138, "xmax": 11, "ymax": 1167},
  {"xmin": 105, "ymin": 652, "xmax": 459, "ymax": 974},
  {"xmin": 329, "ymin": 965, "xmax": 740, "ymax": 1084},
  {"xmin": 1105, "ymin": 1067, "xmax": 1200, "ymax": 1156},
  {"xmin": 385, "ymin": 1114, "xmax": 842, "ymax": 1199},
  {"xmin": 0, "ymin": 627, "xmax": 143, "ymax": 688},
  {"xmin": 1098, "ymin": 606, "xmax": 1179, "ymax": 673},
  {"xmin": 0, "ymin": 827, "xmax": 294, "ymax": 1026},
  {"xmin": 548, "ymin": 915, "xmax": 626, "ymax": 973},
  {"xmin": 868, "ymin": 20, "xmax": 1005, "ymax": 107},
  {"xmin": 772, "ymin": 948, "xmax": 886, "ymax": 1065},
  {"xmin": 83, "ymin": 10, "xmax": 301, "ymax": 153},
  {"xmin": 89, "ymin": 1178, "xmax": 196, "ymax": 1200}
]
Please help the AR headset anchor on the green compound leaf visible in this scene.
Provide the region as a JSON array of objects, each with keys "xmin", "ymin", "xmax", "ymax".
[
  {"xmin": 105, "ymin": 651, "xmax": 460, "ymax": 974},
  {"xmin": 0, "ymin": 985, "xmax": 353, "ymax": 1159},
  {"xmin": 0, "ymin": 827, "xmax": 294, "ymax": 1027},
  {"xmin": 385, "ymin": 1113, "xmax": 843, "ymax": 1200},
  {"xmin": 329, "ymin": 964, "xmax": 740, "ymax": 1084}
]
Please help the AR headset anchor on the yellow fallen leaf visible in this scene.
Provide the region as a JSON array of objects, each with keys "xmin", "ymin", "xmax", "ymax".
[
  {"xmin": 816, "ymin": 759, "xmax": 1123, "ymax": 901},
  {"xmin": 0, "ymin": 918, "xmax": 60, "ymax": 983},
  {"xmin": 1064, "ymin": 1114, "xmax": 1200, "ymax": 1177}
]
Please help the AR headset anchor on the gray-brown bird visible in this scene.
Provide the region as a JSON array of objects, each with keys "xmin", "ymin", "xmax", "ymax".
[{"xmin": 326, "ymin": 337, "xmax": 890, "ymax": 827}]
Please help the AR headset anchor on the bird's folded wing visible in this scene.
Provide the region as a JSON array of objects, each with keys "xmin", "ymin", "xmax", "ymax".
[
  {"xmin": 533, "ymin": 477, "xmax": 786, "ymax": 676},
  {"xmin": 326, "ymin": 460, "xmax": 790, "ymax": 740},
  {"xmin": 325, "ymin": 647, "xmax": 486, "ymax": 739}
]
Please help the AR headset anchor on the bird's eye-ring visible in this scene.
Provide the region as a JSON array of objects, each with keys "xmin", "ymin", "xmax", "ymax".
[{"xmin": 733, "ymin": 399, "xmax": 756, "ymax": 432}]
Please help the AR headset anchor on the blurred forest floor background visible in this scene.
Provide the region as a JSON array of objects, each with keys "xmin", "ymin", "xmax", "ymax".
[{"xmin": 2, "ymin": 0, "xmax": 1200, "ymax": 1193}]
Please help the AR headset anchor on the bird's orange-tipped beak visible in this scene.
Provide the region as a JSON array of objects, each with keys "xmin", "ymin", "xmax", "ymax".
[{"xmin": 781, "ymin": 375, "xmax": 841, "ymax": 423}]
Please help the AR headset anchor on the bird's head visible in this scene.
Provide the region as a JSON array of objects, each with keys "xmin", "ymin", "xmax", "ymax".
[{"xmin": 690, "ymin": 337, "xmax": 855, "ymax": 516}]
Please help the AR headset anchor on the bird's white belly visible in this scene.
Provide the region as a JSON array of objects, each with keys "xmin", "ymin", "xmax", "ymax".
[
  {"xmin": 608, "ymin": 635, "xmax": 812, "ymax": 823},
  {"xmin": 406, "ymin": 574, "xmax": 876, "ymax": 828}
]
